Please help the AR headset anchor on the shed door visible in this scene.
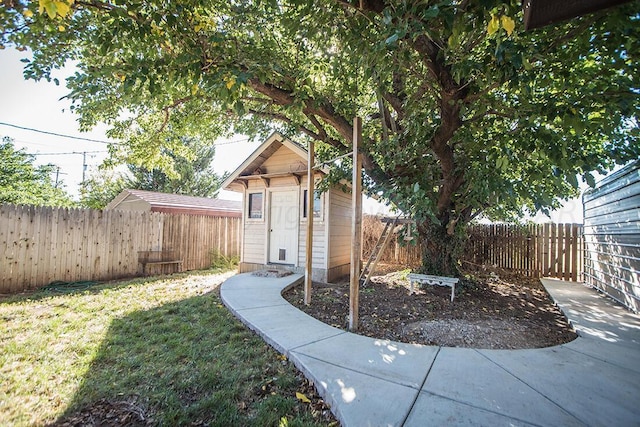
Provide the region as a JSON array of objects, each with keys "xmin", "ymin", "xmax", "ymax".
[{"xmin": 269, "ymin": 190, "xmax": 299, "ymax": 265}]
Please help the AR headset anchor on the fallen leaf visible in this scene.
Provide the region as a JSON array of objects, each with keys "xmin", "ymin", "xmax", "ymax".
[{"xmin": 296, "ymin": 392, "xmax": 311, "ymax": 403}]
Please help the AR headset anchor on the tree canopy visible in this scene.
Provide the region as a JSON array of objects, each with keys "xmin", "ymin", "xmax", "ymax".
[
  {"xmin": 0, "ymin": 137, "xmax": 75, "ymax": 207},
  {"xmin": 80, "ymin": 135, "xmax": 224, "ymax": 208},
  {"xmin": 2, "ymin": 0, "xmax": 638, "ymax": 274}
]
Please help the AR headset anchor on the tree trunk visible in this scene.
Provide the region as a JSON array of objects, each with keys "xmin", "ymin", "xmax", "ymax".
[{"xmin": 416, "ymin": 219, "xmax": 467, "ymax": 277}]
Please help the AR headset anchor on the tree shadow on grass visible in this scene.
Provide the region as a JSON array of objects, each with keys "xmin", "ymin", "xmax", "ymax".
[
  {"xmin": 50, "ymin": 291, "xmax": 327, "ymax": 427},
  {"xmin": 1, "ymin": 274, "xmax": 170, "ymax": 305}
]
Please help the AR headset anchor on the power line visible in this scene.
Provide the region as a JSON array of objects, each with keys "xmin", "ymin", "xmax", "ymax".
[
  {"xmin": 1, "ymin": 121, "xmax": 253, "ymax": 146},
  {"xmin": 0, "ymin": 121, "xmax": 115, "ymax": 144},
  {"xmin": 32, "ymin": 150, "xmax": 106, "ymax": 156},
  {"xmin": 215, "ymin": 137, "xmax": 251, "ymax": 145}
]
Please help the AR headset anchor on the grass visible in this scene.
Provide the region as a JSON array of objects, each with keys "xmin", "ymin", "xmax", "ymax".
[
  {"xmin": 0, "ymin": 269, "xmax": 334, "ymax": 426},
  {"xmin": 210, "ymin": 250, "xmax": 240, "ymax": 271}
]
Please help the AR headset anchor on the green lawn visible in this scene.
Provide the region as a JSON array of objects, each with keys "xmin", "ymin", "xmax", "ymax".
[{"xmin": 0, "ymin": 270, "xmax": 335, "ymax": 426}]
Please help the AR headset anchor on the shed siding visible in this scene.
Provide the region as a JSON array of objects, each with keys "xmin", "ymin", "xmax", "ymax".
[
  {"xmin": 583, "ymin": 160, "xmax": 640, "ymax": 312},
  {"xmin": 117, "ymin": 196, "xmax": 151, "ymax": 211},
  {"xmin": 298, "ymin": 224, "xmax": 327, "ymax": 268},
  {"xmin": 269, "ymin": 176, "xmax": 299, "ymax": 188},
  {"xmin": 328, "ymin": 187, "xmax": 352, "ymax": 269},
  {"xmin": 247, "ymin": 180, "xmax": 265, "ymax": 190},
  {"xmin": 297, "ymin": 176, "xmax": 327, "ymax": 271},
  {"xmin": 262, "ymin": 146, "xmax": 307, "ymax": 174},
  {"xmin": 243, "ymin": 222, "xmax": 266, "ymax": 264}
]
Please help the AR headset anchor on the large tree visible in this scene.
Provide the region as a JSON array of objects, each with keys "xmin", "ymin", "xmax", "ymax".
[
  {"xmin": 80, "ymin": 132, "xmax": 224, "ymax": 208},
  {"xmin": 2, "ymin": 0, "xmax": 638, "ymax": 275},
  {"xmin": 123, "ymin": 138, "xmax": 223, "ymax": 197},
  {"xmin": 0, "ymin": 137, "xmax": 75, "ymax": 207}
]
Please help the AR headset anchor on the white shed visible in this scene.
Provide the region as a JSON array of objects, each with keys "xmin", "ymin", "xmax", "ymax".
[{"xmin": 222, "ymin": 132, "xmax": 352, "ymax": 282}]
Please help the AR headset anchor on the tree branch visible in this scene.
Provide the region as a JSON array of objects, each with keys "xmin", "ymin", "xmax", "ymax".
[
  {"xmin": 248, "ymin": 78, "xmax": 355, "ymax": 143},
  {"xmin": 382, "ymin": 92, "xmax": 404, "ymax": 122},
  {"xmin": 334, "ymin": 0, "xmax": 386, "ymax": 13},
  {"xmin": 157, "ymin": 96, "xmax": 192, "ymax": 133},
  {"xmin": 543, "ymin": 15, "xmax": 600, "ymax": 53},
  {"xmin": 248, "ymin": 109, "xmax": 325, "ymax": 141},
  {"xmin": 463, "ymin": 81, "xmax": 501, "ymax": 104}
]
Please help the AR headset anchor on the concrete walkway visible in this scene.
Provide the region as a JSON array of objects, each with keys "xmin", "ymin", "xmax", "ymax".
[{"xmin": 220, "ymin": 274, "xmax": 640, "ymax": 426}]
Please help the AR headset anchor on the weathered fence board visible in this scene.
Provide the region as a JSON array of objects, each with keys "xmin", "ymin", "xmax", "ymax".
[
  {"xmin": 0, "ymin": 204, "xmax": 241, "ymax": 293},
  {"xmin": 463, "ymin": 223, "xmax": 582, "ymax": 279},
  {"xmin": 361, "ymin": 216, "xmax": 583, "ymax": 280}
]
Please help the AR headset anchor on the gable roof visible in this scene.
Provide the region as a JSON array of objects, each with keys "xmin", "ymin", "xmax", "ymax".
[
  {"xmin": 106, "ymin": 189, "xmax": 241, "ymax": 217},
  {"xmin": 222, "ymin": 132, "xmax": 353, "ymax": 193},
  {"xmin": 221, "ymin": 132, "xmax": 309, "ymax": 191}
]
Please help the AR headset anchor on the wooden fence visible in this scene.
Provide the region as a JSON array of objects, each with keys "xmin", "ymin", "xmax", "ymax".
[
  {"xmin": 0, "ymin": 204, "xmax": 240, "ymax": 293},
  {"xmin": 362, "ymin": 216, "xmax": 583, "ymax": 280},
  {"xmin": 361, "ymin": 216, "xmax": 422, "ymax": 266},
  {"xmin": 465, "ymin": 223, "xmax": 583, "ymax": 280}
]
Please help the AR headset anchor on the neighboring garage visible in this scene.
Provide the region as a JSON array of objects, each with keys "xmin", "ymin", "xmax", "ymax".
[
  {"xmin": 106, "ymin": 189, "xmax": 241, "ymax": 218},
  {"xmin": 582, "ymin": 160, "xmax": 639, "ymax": 312}
]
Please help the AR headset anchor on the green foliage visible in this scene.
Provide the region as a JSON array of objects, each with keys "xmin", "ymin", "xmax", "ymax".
[
  {"xmin": 78, "ymin": 170, "xmax": 128, "ymax": 209},
  {"xmin": 3, "ymin": 0, "xmax": 638, "ymax": 272},
  {"xmin": 210, "ymin": 250, "xmax": 240, "ymax": 270},
  {"xmin": 124, "ymin": 135, "xmax": 224, "ymax": 197},
  {"xmin": 80, "ymin": 135, "xmax": 224, "ymax": 208},
  {"xmin": 0, "ymin": 137, "xmax": 75, "ymax": 207}
]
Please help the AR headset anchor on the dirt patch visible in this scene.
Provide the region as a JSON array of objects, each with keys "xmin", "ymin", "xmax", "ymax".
[{"xmin": 283, "ymin": 265, "xmax": 577, "ymax": 349}]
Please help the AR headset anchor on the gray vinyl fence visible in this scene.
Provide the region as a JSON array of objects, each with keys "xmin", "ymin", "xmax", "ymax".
[{"xmin": 583, "ymin": 160, "xmax": 640, "ymax": 313}]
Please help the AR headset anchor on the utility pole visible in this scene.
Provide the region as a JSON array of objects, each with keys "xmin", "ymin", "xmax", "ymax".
[{"xmin": 82, "ymin": 151, "xmax": 87, "ymax": 183}]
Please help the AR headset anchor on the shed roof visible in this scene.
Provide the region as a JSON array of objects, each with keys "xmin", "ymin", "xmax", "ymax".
[
  {"xmin": 221, "ymin": 132, "xmax": 308, "ymax": 191},
  {"xmin": 222, "ymin": 132, "xmax": 351, "ymax": 192},
  {"xmin": 523, "ymin": 0, "xmax": 633, "ymax": 30},
  {"xmin": 106, "ymin": 189, "xmax": 241, "ymax": 217}
]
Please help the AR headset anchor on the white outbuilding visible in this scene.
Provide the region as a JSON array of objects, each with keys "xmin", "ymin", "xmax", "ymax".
[{"xmin": 221, "ymin": 132, "xmax": 352, "ymax": 282}]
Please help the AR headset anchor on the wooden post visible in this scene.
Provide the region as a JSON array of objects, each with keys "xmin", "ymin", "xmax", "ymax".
[
  {"xmin": 305, "ymin": 139, "xmax": 314, "ymax": 305},
  {"xmin": 349, "ymin": 117, "xmax": 363, "ymax": 331}
]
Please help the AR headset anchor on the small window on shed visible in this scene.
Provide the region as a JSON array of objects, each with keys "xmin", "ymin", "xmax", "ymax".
[
  {"xmin": 248, "ymin": 192, "xmax": 263, "ymax": 219},
  {"xmin": 303, "ymin": 190, "xmax": 322, "ymax": 219}
]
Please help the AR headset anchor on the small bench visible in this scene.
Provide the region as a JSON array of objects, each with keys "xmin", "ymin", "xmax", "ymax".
[
  {"xmin": 138, "ymin": 250, "xmax": 183, "ymax": 276},
  {"xmin": 408, "ymin": 273, "xmax": 460, "ymax": 302}
]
